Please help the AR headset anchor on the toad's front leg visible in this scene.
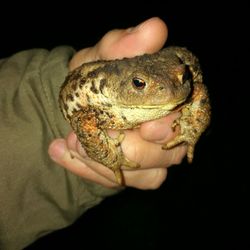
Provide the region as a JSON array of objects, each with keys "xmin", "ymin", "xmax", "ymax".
[
  {"xmin": 161, "ymin": 46, "xmax": 211, "ymax": 163},
  {"xmin": 163, "ymin": 83, "xmax": 211, "ymax": 163},
  {"xmin": 70, "ymin": 109, "xmax": 140, "ymax": 184}
]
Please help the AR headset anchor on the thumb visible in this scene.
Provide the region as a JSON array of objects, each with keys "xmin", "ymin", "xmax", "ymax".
[
  {"xmin": 96, "ymin": 17, "xmax": 168, "ymax": 59},
  {"xmin": 69, "ymin": 17, "xmax": 168, "ymax": 70}
]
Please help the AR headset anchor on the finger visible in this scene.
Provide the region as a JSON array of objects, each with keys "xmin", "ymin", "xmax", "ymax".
[
  {"xmin": 81, "ymin": 158, "xmax": 168, "ymax": 189},
  {"xmin": 61, "ymin": 142, "xmax": 184, "ymax": 189},
  {"xmin": 69, "ymin": 126, "xmax": 186, "ymax": 171},
  {"xmin": 69, "ymin": 17, "xmax": 168, "ymax": 70},
  {"xmin": 140, "ymin": 112, "xmax": 182, "ymax": 143},
  {"xmin": 119, "ymin": 129, "xmax": 187, "ymax": 170},
  {"xmin": 67, "ymin": 123, "xmax": 187, "ymax": 170},
  {"xmin": 82, "ymin": 144, "xmax": 185, "ymax": 189},
  {"xmin": 123, "ymin": 167, "xmax": 168, "ymax": 190},
  {"xmin": 48, "ymin": 138, "xmax": 186, "ymax": 189},
  {"xmin": 66, "ymin": 131, "xmax": 88, "ymax": 157},
  {"xmin": 48, "ymin": 139, "xmax": 119, "ymax": 188}
]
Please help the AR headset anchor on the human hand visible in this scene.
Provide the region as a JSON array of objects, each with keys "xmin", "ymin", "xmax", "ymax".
[{"xmin": 48, "ymin": 17, "xmax": 187, "ymax": 189}]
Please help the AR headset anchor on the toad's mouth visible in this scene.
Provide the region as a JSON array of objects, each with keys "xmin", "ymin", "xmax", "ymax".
[
  {"xmin": 119, "ymin": 97, "xmax": 186, "ymax": 111},
  {"xmin": 109, "ymin": 97, "xmax": 187, "ymax": 128}
]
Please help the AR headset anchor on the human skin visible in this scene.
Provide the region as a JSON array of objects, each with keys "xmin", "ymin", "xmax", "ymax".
[{"xmin": 48, "ymin": 17, "xmax": 187, "ymax": 189}]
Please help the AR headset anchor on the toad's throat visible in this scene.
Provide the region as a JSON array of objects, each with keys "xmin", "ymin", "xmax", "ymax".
[{"xmin": 112, "ymin": 98, "xmax": 186, "ymax": 126}]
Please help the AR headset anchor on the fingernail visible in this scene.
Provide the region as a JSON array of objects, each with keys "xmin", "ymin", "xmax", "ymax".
[
  {"xmin": 49, "ymin": 140, "xmax": 66, "ymax": 161},
  {"xmin": 126, "ymin": 26, "xmax": 138, "ymax": 33},
  {"xmin": 126, "ymin": 18, "xmax": 155, "ymax": 33},
  {"xmin": 126, "ymin": 19, "xmax": 146, "ymax": 33}
]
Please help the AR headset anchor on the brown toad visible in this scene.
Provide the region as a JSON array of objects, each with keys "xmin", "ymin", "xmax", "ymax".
[{"xmin": 59, "ymin": 47, "xmax": 211, "ymax": 184}]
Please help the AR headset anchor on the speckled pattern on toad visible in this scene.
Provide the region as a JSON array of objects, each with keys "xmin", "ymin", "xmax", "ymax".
[{"xmin": 59, "ymin": 46, "xmax": 211, "ymax": 184}]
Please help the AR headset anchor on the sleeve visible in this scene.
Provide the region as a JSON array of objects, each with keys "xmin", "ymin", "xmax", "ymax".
[{"xmin": 0, "ymin": 47, "xmax": 121, "ymax": 250}]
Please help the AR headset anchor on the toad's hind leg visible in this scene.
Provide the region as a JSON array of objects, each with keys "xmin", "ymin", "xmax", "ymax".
[{"xmin": 70, "ymin": 110, "xmax": 140, "ymax": 184}]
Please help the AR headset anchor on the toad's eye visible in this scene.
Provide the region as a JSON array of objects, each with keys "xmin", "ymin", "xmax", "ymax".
[{"xmin": 132, "ymin": 78, "xmax": 146, "ymax": 90}]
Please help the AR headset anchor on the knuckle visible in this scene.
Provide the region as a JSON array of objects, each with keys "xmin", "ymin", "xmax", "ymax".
[
  {"xmin": 147, "ymin": 169, "xmax": 167, "ymax": 190},
  {"xmin": 171, "ymin": 145, "xmax": 187, "ymax": 165},
  {"xmin": 102, "ymin": 182, "xmax": 120, "ymax": 189}
]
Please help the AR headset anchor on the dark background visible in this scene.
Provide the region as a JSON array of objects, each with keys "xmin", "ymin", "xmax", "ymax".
[{"xmin": 1, "ymin": 2, "xmax": 249, "ymax": 249}]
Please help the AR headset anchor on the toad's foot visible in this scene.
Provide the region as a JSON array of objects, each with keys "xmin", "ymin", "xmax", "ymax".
[
  {"xmin": 162, "ymin": 103, "xmax": 209, "ymax": 163},
  {"xmin": 113, "ymin": 156, "xmax": 140, "ymax": 185},
  {"xmin": 105, "ymin": 130, "xmax": 141, "ymax": 184}
]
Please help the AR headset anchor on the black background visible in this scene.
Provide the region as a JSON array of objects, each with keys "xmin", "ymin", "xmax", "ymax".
[{"xmin": 1, "ymin": 2, "xmax": 249, "ymax": 249}]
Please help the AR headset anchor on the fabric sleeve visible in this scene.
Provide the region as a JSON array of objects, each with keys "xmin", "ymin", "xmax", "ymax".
[{"xmin": 0, "ymin": 47, "xmax": 121, "ymax": 250}]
